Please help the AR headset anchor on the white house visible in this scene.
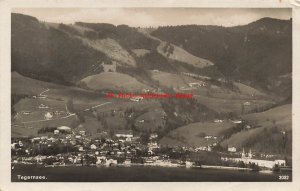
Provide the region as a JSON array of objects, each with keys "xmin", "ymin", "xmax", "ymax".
[
  {"xmin": 57, "ymin": 126, "xmax": 71, "ymax": 131},
  {"xmin": 90, "ymin": 144, "xmax": 97, "ymax": 150},
  {"xmin": 228, "ymin": 146, "xmax": 237, "ymax": 153},
  {"xmin": 11, "ymin": 143, "xmax": 17, "ymax": 149},
  {"xmin": 124, "ymin": 159, "xmax": 131, "ymax": 166},
  {"xmin": 44, "ymin": 112, "xmax": 53, "ymax": 120},
  {"xmin": 214, "ymin": 119, "xmax": 223, "ymax": 123},
  {"xmin": 231, "ymin": 119, "xmax": 242, "ymax": 124},
  {"xmin": 186, "ymin": 161, "xmax": 193, "ymax": 168},
  {"xmin": 18, "ymin": 141, "xmax": 23, "ymax": 147},
  {"xmin": 22, "ymin": 111, "xmax": 31, "ymax": 115},
  {"xmin": 130, "ymin": 96, "xmax": 143, "ymax": 102},
  {"xmin": 75, "ymin": 135, "xmax": 81, "ymax": 139},
  {"xmin": 102, "ymin": 61, "xmax": 117, "ymax": 72},
  {"xmin": 150, "ymin": 133, "xmax": 158, "ymax": 140},
  {"xmin": 188, "ymin": 82, "xmax": 205, "ymax": 88},
  {"xmin": 148, "ymin": 142, "xmax": 159, "ymax": 149},
  {"xmin": 115, "ymin": 130, "xmax": 133, "ymax": 138},
  {"xmin": 275, "ymin": 159, "xmax": 286, "ymax": 166},
  {"xmin": 38, "ymin": 104, "xmax": 49, "ymax": 109},
  {"xmin": 105, "ymin": 159, "xmax": 118, "ymax": 167}
]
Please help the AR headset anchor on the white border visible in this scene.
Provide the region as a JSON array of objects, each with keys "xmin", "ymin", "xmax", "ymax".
[{"xmin": 0, "ymin": 0, "xmax": 299, "ymax": 191}]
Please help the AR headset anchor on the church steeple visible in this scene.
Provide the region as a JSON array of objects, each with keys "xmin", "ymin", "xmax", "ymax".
[
  {"xmin": 248, "ymin": 149, "xmax": 252, "ymax": 158},
  {"xmin": 242, "ymin": 148, "xmax": 245, "ymax": 158}
]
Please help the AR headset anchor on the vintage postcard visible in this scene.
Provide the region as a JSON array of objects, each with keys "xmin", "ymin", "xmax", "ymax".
[{"xmin": 0, "ymin": 0, "xmax": 299, "ymax": 190}]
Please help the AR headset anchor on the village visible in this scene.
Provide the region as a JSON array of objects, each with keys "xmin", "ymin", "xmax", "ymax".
[{"xmin": 11, "ymin": 125, "xmax": 288, "ymax": 171}]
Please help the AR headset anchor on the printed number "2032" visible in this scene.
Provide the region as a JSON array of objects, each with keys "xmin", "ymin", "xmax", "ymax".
[{"xmin": 279, "ymin": 175, "xmax": 289, "ymax": 180}]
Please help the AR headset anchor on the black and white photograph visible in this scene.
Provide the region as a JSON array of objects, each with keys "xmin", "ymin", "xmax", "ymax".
[{"xmin": 7, "ymin": 6, "xmax": 294, "ymax": 183}]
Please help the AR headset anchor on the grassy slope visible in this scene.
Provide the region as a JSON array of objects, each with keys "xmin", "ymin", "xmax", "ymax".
[
  {"xmin": 234, "ymin": 82, "xmax": 265, "ymax": 96},
  {"xmin": 157, "ymin": 41, "xmax": 214, "ymax": 68},
  {"xmin": 149, "ymin": 71, "xmax": 273, "ymax": 114},
  {"xmin": 221, "ymin": 104, "xmax": 292, "ymax": 155},
  {"xmin": 138, "ymin": 28, "xmax": 214, "ymax": 69},
  {"xmin": 81, "ymin": 72, "xmax": 151, "ymax": 91},
  {"xmin": 80, "ymin": 37, "xmax": 136, "ymax": 67},
  {"xmin": 159, "ymin": 122, "xmax": 235, "ymax": 147},
  {"xmin": 134, "ymin": 109, "xmax": 166, "ymax": 132},
  {"xmin": 12, "ymin": 72, "xmax": 104, "ymax": 103},
  {"xmin": 12, "ymin": 72, "xmax": 107, "ymax": 137},
  {"xmin": 193, "ymin": 95, "xmax": 273, "ymax": 114},
  {"xmin": 241, "ymin": 104, "xmax": 291, "ymax": 130},
  {"xmin": 151, "ymin": 71, "xmax": 206, "ymax": 89}
]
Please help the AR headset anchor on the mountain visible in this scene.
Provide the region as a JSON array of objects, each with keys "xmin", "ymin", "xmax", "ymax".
[
  {"xmin": 12, "ymin": 14, "xmax": 291, "ymax": 99},
  {"xmin": 151, "ymin": 17, "xmax": 292, "ymax": 97},
  {"xmin": 11, "ymin": 13, "xmax": 218, "ymax": 87},
  {"xmin": 11, "ymin": 13, "xmax": 111, "ymax": 85}
]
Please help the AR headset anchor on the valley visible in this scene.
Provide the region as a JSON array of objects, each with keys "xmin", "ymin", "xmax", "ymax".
[{"xmin": 11, "ymin": 13, "xmax": 292, "ymax": 159}]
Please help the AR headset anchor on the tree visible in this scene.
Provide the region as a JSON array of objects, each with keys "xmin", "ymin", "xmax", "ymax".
[
  {"xmin": 198, "ymin": 132, "xmax": 206, "ymax": 138},
  {"xmin": 111, "ymin": 109, "xmax": 115, "ymax": 117},
  {"xmin": 237, "ymin": 161, "xmax": 246, "ymax": 168},
  {"xmin": 102, "ymin": 119, "xmax": 108, "ymax": 129},
  {"xmin": 66, "ymin": 99, "xmax": 75, "ymax": 113},
  {"xmin": 140, "ymin": 132, "xmax": 150, "ymax": 144},
  {"xmin": 109, "ymin": 129, "xmax": 115, "ymax": 138},
  {"xmin": 241, "ymin": 103, "xmax": 245, "ymax": 114},
  {"xmin": 76, "ymin": 112, "xmax": 85, "ymax": 123}
]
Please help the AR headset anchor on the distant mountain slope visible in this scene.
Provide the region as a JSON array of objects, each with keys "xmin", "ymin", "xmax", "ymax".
[
  {"xmin": 138, "ymin": 28, "xmax": 214, "ymax": 68},
  {"xmin": 80, "ymin": 37, "xmax": 136, "ymax": 67},
  {"xmin": 11, "ymin": 13, "xmax": 111, "ymax": 85},
  {"xmin": 75, "ymin": 22, "xmax": 160, "ymax": 51},
  {"xmin": 151, "ymin": 17, "xmax": 292, "ymax": 95},
  {"xmin": 12, "ymin": 13, "xmax": 291, "ymax": 101}
]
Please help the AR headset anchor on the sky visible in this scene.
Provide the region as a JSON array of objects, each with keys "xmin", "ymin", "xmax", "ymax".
[{"xmin": 12, "ymin": 8, "xmax": 292, "ymax": 27}]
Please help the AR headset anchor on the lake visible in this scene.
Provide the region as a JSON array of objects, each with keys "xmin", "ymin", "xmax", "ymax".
[{"xmin": 11, "ymin": 164, "xmax": 292, "ymax": 182}]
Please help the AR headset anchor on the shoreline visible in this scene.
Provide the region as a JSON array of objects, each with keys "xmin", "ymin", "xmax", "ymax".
[{"xmin": 12, "ymin": 162, "xmax": 264, "ymax": 172}]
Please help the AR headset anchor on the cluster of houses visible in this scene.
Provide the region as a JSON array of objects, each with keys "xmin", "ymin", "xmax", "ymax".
[
  {"xmin": 12, "ymin": 128, "xmax": 181, "ymax": 167},
  {"xmin": 11, "ymin": 124, "xmax": 287, "ymax": 170}
]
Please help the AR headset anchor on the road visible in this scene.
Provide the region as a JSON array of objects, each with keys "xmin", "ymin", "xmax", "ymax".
[{"xmin": 39, "ymin": 88, "xmax": 50, "ymax": 96}]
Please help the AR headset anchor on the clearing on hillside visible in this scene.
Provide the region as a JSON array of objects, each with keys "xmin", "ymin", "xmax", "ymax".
[
  {"xmin": 81, "ymin": 72, "xmax": 151, "ymax": 92},
  {"xmin": 159, "ymin": 121, "xmax": 235, "ymax": 147}
]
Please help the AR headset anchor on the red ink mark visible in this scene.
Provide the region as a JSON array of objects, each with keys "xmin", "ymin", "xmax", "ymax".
[{"xmin": 106, "ymin": 92, "xmax": 115, "ymax": 98}]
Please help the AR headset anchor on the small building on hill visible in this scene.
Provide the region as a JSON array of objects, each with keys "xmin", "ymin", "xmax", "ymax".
[
  {"xmin": 228, "ymin": 146, "xmax": 237, "ymax": 153},
  {"xmin": 130, "ymin": 96, "xmax": 143, "ymax": 102},
  {"xmin": 115, "ymin": 130, "xmax": 133, "ymax": 139},
  {"xmin": 44, "ymin": 112, "xmax": 53, "ymax": 120},
  {"xmin": 188, "ymin": 82, "xmax": 205, "ymax": 88},
  {"xmin": 102, "ymin": 61, "xmax": 117, "ymax": 72},
  {"xmin": 57, "ymin": 126, "xmax": 71, "ymax": 131}
]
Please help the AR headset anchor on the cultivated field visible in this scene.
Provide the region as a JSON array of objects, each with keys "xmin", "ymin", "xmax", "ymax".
[{"xmin": 81, "ymin": 72, "xmax": 151, "ymax": 91}]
